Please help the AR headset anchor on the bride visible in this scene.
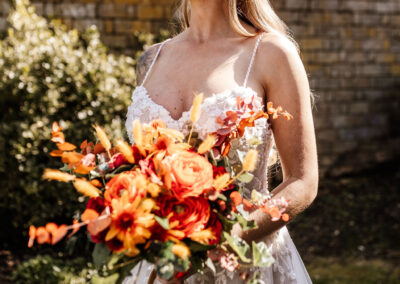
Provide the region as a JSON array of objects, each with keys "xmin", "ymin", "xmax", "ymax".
[{"xmin": 124, "ymin": 0, "xmax": 318, "ymax": 283}]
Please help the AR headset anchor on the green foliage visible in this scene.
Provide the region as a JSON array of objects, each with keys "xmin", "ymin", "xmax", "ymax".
[
  {"xmin": 12, "ymin": 254, "xmax": 95, "ymax": 284},
  {"xmin": 0, "ymin": 0, "xmax": 168, "ymax": 250},
  {"xmin": 223, "ymin": 232, "xmax": 251, "ymax": 263},
  {"xmin": 252, "ymin": 241, "xmax": 274, "ymax": 267}
]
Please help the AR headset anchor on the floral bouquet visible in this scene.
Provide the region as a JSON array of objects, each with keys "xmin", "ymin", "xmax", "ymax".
[{"xmin": 28, "ymin": 94, "xmax": 293, "ymax": 283}]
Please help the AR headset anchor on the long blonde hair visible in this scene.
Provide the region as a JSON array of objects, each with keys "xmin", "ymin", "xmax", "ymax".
[{"xmin": 176, "ymin": 0, "xmax": 297, "ymax": 50}]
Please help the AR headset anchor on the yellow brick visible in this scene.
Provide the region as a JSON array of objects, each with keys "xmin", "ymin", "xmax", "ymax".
[
  {"xmin": 138, "ymin": 5, "xmax": 164, "ymax": 20},
  {"xmin": 369, "ymin": 28, "xmax": 376, "ymax": 37},
  {"xmin": 104, "ymin": 20, "xmax": 113, "ymax": 33},
  {"xmin": 300, "ymin": 39, "xmax": 324, "ymax": 50},
  {"xmin": 383, "ymin": 40, "xmax": 390, "ymax": 49},
  {"xmin": 131, "ymin": 20, "xmax": 151, "ymax": 32},
  {"xmin": 392, "ymin": 65, "xmax": 400, "ymax": 75},
  {"xmin": 382, "ymin": 54, "xmax": 395, "ymax": 63}
]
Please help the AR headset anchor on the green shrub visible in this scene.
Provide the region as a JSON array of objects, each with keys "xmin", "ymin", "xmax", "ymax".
[
  {"xmin": 0, "ymin": 0, "xmax": 168, "ymax": 250},
  {"xmin": 12, "ymin": 254, "xmax": 95, "ymax": 284}
]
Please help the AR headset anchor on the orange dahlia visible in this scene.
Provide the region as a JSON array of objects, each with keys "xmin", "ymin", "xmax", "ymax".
[{"xmin": 105, "ymin": 191, "xmax": 155, "ymax": 256}]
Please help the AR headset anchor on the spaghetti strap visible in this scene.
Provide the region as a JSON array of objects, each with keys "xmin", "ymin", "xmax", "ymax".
[
  {"xmin": 243, "ymin": 32, "xmax": 264, "ymax": 87},
  {"xmin": 140, "ymin": 38, "xmax": 171, "ymax": 87}
]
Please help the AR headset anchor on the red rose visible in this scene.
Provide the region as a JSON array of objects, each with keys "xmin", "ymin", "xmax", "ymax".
[
  {"xmin": 205, "ymin": 212, "xmax": 223, "ymax": 245},
  {"xmin": 154, "ymin": 195, "xmax": 211, "ymax": 240}
]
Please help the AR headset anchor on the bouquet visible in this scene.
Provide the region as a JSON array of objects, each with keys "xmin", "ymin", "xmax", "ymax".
[{"xmin": 28, "ymin": 94, "xmax": 293, "ymax": 283}]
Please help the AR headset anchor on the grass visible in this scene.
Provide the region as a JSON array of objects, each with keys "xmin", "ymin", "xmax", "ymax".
[{"xmin": 307, "ymin": 257, "xmax": 400, "ymax": 284}]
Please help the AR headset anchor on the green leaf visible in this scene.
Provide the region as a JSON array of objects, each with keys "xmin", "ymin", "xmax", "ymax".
[
  {"xmin": 189, "ymin": 242, "xmax": 214, "ymax": 253},
  {"xmin": 155, "ymin": 215, "xmax": 170, "ymax": 230},
  {"xmin": 248, "ymin": 137, "xmax": 262, "ymax": 146},
  {"xmin": 215, "ymin": 212, "xmax": 236, "ymax": 232},
  {"xmin": 235, "ymin": 204, "xmax": 250, "ymax": 219},
  {"xmin": 205, "ymin": 258, "xmax": 216, "ymax": 273},
  {"xmin": 233, "ymin": 212, "xmax": 258, "ymax": 231},
  {"xmin": 174, "ymin": 257, "xmax": 189, "ymax": 272},
  {"xmin": 237, "ymin": 172, "xmax": 254, "ymax": 183},
  {"xmin": 223, "ymin": 232, "xmax": 251, "ymax": 263},
  {"xmin": 107, "ymin": 253, "xmax": 124, "ymax": 269},
  {"xmin": 59, "ymin": 164, "xmax": 70, "ymax": 172},
  {"xmin": 91, "ymin": 273, "xmax": 119, "ymax": 284},
  {"xmin": 252, "ymin": 241, "xmax": 275, "ymax": 267},
  {"xmin": 157, "ymin": 259, "xmax": 175, "ymax": 281},
  {"xmin": 218, "ymin": 194, "xmax": 227, "ymax": 201},
  {"xmin": 92, "ymin": 243, "xmax": 111, "ymax": 268}
]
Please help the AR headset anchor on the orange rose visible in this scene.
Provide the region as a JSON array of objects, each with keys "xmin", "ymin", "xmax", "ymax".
[
  {"xmin": 154, "ymin": 195, "xmax": 211, "ymax": 241},
  {"xmin": 164, "ymin": 151, "xmax": 213, "ymax": 200},
  {"xmin": 104, "ymin": 170, "xmax": 147, "ymax": 205}
]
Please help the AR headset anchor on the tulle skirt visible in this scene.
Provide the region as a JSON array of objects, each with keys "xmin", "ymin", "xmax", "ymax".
[{"xmin": 123, "ymin": 226, "xmax": 312, "ymax": 284}]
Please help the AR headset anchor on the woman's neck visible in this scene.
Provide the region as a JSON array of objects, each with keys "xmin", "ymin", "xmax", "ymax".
[{"xmin": 187, "ymin": 0, "xmax": 237, "ymax": 42}]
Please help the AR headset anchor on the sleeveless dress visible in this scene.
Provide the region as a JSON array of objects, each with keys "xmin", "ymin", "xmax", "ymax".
[{"xmin": 124, "ymin": 33, "xmax": 312, "ymax": 284}]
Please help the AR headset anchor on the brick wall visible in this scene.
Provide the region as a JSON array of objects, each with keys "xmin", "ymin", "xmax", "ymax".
[{"xmin": 0, "ymin": 0, "xmax": 399, "ymax": 177}]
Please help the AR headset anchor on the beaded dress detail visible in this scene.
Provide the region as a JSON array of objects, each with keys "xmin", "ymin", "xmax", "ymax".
[{"xmin": 124, "ymin": 33, "xmax": 312, "ymax": 284}]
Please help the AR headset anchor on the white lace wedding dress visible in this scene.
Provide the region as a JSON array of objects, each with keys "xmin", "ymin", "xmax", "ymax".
[{"xmin": 124, "ymin": 33, "xmax": 312, "ymax": 284}]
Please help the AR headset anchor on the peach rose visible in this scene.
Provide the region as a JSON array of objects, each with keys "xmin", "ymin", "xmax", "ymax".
[
  {"xmin": 164, "ymin": 151, "xmax": 213, "ymax": 200},
  {"xmin": 104, "ymin": 170, "xmax": 147, "ymax": 205}
]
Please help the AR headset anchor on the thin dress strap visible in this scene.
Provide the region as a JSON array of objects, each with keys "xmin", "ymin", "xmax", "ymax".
[
  {"xmin": 140, "ymin": 38, "xmax": 171, "ymax": 87},
  {"xmin": 243, "ymin": 32, "xmax": 264, "ymax": 87}
]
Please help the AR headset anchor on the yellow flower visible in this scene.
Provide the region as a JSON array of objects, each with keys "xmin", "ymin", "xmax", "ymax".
[
  {"xmin": 242, "ymin": 150, "xmax": 258, "ymax": 172},
  {"xmin": 42, "ymin": 169, "xmax": 76, "ymax": 182},
  {"xmin": 172, "ymin": 242, "xmax": 191, "ymax": 259},
  {"xmin": 115, "ymin": 140, "xmax": 135, "ymax": 164},
  {"xmin": 189, "ymin": 228, "xmax": 216, "ymax": 245},
  {"xmin": 213, "ymin": 173, "xmax": 231, "ymax": 191},
  {"xmin": 73, "ymin": 179, "xmax": 101, "ymax": 198},
  {"xmin": 198, "ymin": 135, "xmax": 216, "ymax": 154},
  {"xmin": 190, "ymin": 93, "xmax": 203, "ymax": 123}
]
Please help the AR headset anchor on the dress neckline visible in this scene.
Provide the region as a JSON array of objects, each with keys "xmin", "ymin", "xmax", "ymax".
[{"xmin": 133, "ymin": 85, "xmax": 264, "ymax": 123}]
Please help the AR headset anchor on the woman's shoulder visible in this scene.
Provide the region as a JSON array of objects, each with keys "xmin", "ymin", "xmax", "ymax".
[{"xmin": 258, "ymin": 32, "xmax": 300, "ymax": 65}]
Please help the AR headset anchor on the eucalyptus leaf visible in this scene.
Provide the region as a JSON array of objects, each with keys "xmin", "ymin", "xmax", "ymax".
[
  {"xmin": 233, "ymin": 212, "xmax": 257, "ymax": 231},
  {"xmin": 155, "ymin": 215, "xmax": 170, "ymax": 230},
  {"xmin": 237, "ymin": 172, "xmax": 254, "ymax": 183},
  {"xmin": 91, "ymin": 273, "xmax": 119, "ymax": 284},
  {"xmin": 189, "ymin": 242, "xmax": 214, "ymax": 253},
  {"xmin": 223, "ymin": 232, "xmax": 251, "ymax": 263},
  {"xmin": 215, "ymin": 212, "xmax": 236, "ymax": 232},
  {"xmin": 248, "ymin": 137, "xmax": 262, "ymax": 146},
  {"xmin": 157, "ymin": 260, "xmax": 175, "ymax": 281},
  {"xmin": 59, "ymin": 164, "xmax": 70, "ymax": 172},
  {"xmin": 235, "ymin": 204, "xmax": 250, "ymax": 220},
  {"xmin": 252, "ymin": 241, "xmax": 275, "ymax": 267},
  {"xmin": 218, "ymin": 194, "xmax": 227, "ymax": 201},
  {"xmin": 205, "ymin": 258, "xmax": 216, "ymax": 273},
  {"xmin": 92, "ymin": 243, "xmax": 111, "ymax": 268}
]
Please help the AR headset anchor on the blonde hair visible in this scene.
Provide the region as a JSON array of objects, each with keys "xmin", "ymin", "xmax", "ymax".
[{"xmin": 176, "ymin": 0, "xmax": 298, "ymax": 50}]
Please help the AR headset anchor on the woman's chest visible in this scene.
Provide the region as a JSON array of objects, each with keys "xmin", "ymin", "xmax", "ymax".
[{"xmin": 143, "ymin": 45, "xmax": 264, "ymax": 120}]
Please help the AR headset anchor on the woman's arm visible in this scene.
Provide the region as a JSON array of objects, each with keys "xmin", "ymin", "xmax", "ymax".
[{"xmin": 234, "ymin": 34, "xmax": 319, "ymax": 242}]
